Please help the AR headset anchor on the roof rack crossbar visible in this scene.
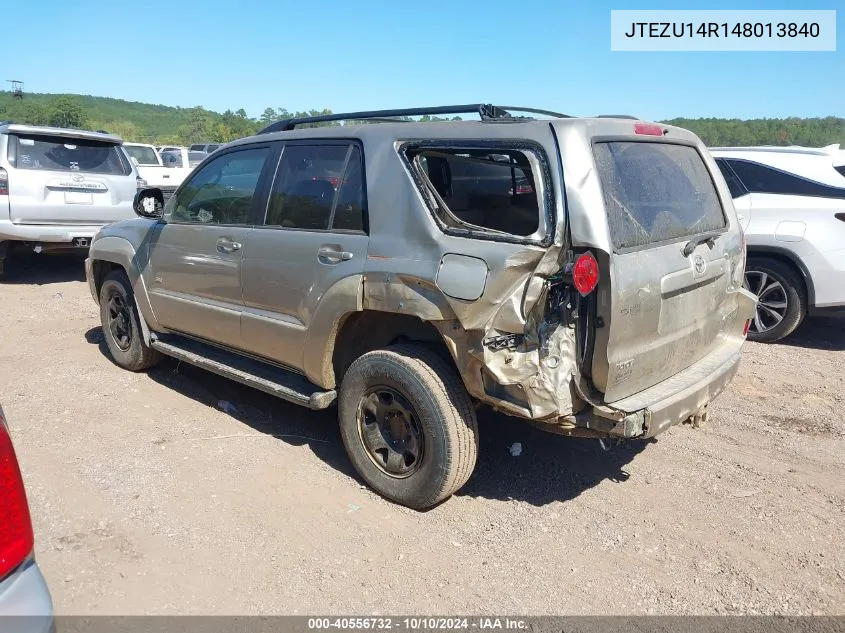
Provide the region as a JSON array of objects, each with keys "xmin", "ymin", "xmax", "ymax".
[
  {"xmin": 259, "ymin": 103, "xmax": 570, "ymax": 134},
  {"xmin": 496, "ymin": 106, "xmax": 571, "ymax": 119}
]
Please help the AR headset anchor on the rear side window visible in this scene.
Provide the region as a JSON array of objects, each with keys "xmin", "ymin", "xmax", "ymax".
[
  {"xmin": 715, "ymin": 159, "xmax": 748, "ymax": 199},
  {"xmin": 265, "ymin": 143, "xmax": 365, "ymax": 232},
  {"xmin": 124, "ymin": 145, "xmax": 159, "ymax": 166},
  {"xmin": 726, "ymin": 159, "xmax": 845, "ymax": 199},
  {"xmin": 407, "ymin": 147, "xmax": 542, "ymax": 239},
  {"xmin": 594, "ymin": 142, "xmax": 726, "ymax": 250},
  {"xmin": 10, "ymin": 134, "xmax": 131, "ymax": 176}
]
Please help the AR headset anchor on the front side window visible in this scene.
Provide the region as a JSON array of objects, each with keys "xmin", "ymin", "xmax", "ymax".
[
  {"xmin": 11, "ymin": 134, "xmax": 130, "ymax": 175},
  {"xmin": 594, "ymin": 141, "xmax": 726, "ymax": 250},
  {"xmin": 406, "ymin": 147, "xmax": 542, "ymax": 239},
  {"xmin": 169, "ymin": 147, "xmax": 269, "ymax": 225},
  {"xmin": 265, "ymin": 143, "xmax": 365, "ymax": 232},
  {"xmin": 726, "ymin": 159, "xmax": 845, "ymax": 199}
]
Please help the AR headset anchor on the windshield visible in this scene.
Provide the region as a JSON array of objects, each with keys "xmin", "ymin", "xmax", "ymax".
[
  {"xmin": 124, "ymin": 145, "xmax": 160, "ymax": 166},
  {"xmin": 13, "ymin": 134, "xmax": 131, "ymax": 175}
]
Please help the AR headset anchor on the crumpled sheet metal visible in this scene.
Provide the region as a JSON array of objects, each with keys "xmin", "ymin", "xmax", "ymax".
[
  {"xmin": 361, "ymin": 211, "xmax": 578, "ymax": 421},
  {"xmin": 433, "ymin": 277, "xmax": 581, "ymax": 421}
]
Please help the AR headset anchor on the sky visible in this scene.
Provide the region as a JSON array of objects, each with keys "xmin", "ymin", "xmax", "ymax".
[{"xmin": 3, "ymin": 0, "xmax": 842, "ymax": 120}]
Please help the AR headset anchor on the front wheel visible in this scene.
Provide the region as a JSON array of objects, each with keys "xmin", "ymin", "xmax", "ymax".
[
  {"xmin": 99, "ymin": 270, "xmax": 162, "ymax": 371},
  {"xmin": 338, "ymin": 344, "xmax": 479, "ymax": 510},
  {"xmin": 744, "ymin": 257, "xmax": 806, "ymax": 343}
]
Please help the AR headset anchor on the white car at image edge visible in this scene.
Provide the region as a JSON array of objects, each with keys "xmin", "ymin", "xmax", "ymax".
[{"xmin": 710, "ymin": 144, "xmax": 845, "ymax": 342}]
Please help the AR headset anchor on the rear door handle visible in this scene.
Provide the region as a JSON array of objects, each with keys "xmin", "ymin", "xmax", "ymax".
[
  {"xmin": 317, "ymin": 247, "xmax": 353, "ymax": 263},
  {"xmin": 216, "ymin": 237, "xmax": 242, "ymax": 254}
]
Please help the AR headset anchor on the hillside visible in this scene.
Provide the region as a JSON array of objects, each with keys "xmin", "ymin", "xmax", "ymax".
[{"xmin": 1, "ymin": 91, "xmax": 843, "ymax": 148}]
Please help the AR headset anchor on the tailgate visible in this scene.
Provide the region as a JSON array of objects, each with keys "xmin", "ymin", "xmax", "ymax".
[
  {"xmin": 586, "ymin": 136, "xmax": 746, "ymax": 403},
  {"xmin": 8, "ymin": 133, "xmax": 136, "ymax": 225}
]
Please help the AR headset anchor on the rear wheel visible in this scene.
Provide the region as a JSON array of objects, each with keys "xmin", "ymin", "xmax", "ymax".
[
  {"xmin": 744, "ymin": 257, "xmax": 806, "ymax": 343},
  {"xmin": 99, "ymin": 270, "xmax": 162, "ymax": 371},
  {"xmin": 338, "ymin": 344, "xmax": 478, "ymax": 510}
]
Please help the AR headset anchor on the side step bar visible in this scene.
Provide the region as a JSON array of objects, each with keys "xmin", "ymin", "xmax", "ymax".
[{"xmin": 150, "ymin": 335, "xmax": 336, "ymax": 410}]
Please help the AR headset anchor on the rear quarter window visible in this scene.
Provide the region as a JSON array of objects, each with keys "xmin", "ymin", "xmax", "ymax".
[
  {"xmin": 594, "ymin": 141, "xmax": 726, "ymax": 250},
  {"xmin": 11, "ymin": 134, "xmax": 131, "ymax": 176}
]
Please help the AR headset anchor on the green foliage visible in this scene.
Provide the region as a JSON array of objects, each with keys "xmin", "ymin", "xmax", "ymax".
[
  {"xmin": 662, "ymin": 117, "xmax": 845, "ymax": 147},
  {"xmin": 1, "ymin": 92, "xmax": 842, "ymax": 149},
  {"xmin": 47, "ymin": 95, "xmax": 88, "ymax": 129}
]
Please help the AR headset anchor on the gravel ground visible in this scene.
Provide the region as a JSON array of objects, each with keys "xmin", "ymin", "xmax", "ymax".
[{"xmin": 1, "ymin": 252, "xmax": 843, "ymax": 616}]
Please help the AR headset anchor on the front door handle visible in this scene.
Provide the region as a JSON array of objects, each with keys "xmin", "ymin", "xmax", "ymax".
[
  {"xmin": 317, "ymin": 246, "xmax": 353, "ymax": 263},
  {"xmin": 217, "ymin": 237, "xmax": 242, "ymax": 254}
]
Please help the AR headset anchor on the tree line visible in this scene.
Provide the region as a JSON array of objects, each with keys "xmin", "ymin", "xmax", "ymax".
[{"xmin": 1, "ymin": 92, "xmax": 842, "ymax": 148}]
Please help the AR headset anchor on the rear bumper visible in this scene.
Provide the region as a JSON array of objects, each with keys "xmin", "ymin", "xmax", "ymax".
[
  {"xmin": 0, "ymin": 220, "xmax": 106, "ymax": 244},
  {"xmin": 583, "ymin": 340, "xmax": 744, "ymax": 439},
  {"xmin": 0, "ymin": 560, "xmax": 54, "ymax": 633}
]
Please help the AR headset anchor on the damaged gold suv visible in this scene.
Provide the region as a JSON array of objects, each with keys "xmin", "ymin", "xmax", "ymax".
[{"xmin": 85, "ymin": 104, "xmax": 757, "ymax": 509}]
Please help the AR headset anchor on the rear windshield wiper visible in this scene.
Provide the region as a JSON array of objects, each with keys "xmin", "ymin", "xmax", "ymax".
[{"xmin": 682, "ymin": 232, "xmax": 720, "ymax": 257}]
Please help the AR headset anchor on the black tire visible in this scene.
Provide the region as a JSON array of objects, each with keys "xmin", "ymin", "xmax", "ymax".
[
  {"xmin": 99, "ymin": 270, "xmax": 162, "ymax": 371},
  {"xmin": 338, "ymin": 344, "xmax": 479, "ymax": 510},
  {"xmin": 744, "ymin": 257, "xmax": 806, "ymax": 343}
]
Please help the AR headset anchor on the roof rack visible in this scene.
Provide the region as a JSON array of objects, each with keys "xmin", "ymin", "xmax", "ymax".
[
  {"xmin": 258, "ymin": 104, "xmax": 570, "ymax": 134},
  {"xmin": 597, "ymin": 114, "xmax": 639, "ymax": 119}
]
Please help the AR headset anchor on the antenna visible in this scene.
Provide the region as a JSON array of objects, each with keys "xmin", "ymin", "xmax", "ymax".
[{"xmin": 6, "ymin": 80, "xmax": 23, "ymax": 99}]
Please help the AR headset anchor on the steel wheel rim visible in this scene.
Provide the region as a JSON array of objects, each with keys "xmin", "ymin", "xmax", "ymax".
[
  {"xmin": 744, "ymin": 270, "xmax": 788, "ymax": 333},
  {"xmin": 356, "ymin": 386, "xmax": 424, "ymax": 478},
  {"xmin": 107, "ymin": 292, "xmax": 133, "ymax": 351}
]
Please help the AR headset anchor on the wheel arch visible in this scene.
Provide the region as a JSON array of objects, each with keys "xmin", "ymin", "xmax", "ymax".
[
  {"xmin": 746, "ymin": 245, "xmax": 814, "ymax": 307},
  {"xmin": 88, "ymin": 236, "xmax": 163, "ymax": 336},
  {"xmin": 327, "ymin": 311, "xmax": 458, "ymax": 390}
]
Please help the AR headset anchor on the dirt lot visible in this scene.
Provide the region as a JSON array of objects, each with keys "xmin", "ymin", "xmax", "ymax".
[{"xmin": 1, "ymin": 252, "xmax": 843, "ymax": 616}]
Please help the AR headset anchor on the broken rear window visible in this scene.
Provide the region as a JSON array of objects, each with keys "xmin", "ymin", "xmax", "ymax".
[
  {"xmin": 407, "ymin": 147, "xmax": 542, "ymax": 239},
  {"xmin": 594, "ymin": 142, "xmax": 726, "ymax": 250}
]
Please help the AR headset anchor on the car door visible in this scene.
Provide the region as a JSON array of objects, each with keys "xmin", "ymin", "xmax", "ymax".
[
  {"xmin": 240, "ymin": 141, "xmax": 369, "ymax": 371},
  {"xmin": 145, "ymin": 144, "xmax": 275, "ymax": 349}
]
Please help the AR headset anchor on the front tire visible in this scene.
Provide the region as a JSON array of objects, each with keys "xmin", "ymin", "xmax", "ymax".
[
  {"xmin": 99, "ymin": 270, "xmax": 162, "ymax": 371},
  {"xmin": 744, "ymin": 257, "xmax": 806, "ymax": 343},
  {"xmin": 338, "ymin": 344, "xmax": 479, "ymax": 510}
]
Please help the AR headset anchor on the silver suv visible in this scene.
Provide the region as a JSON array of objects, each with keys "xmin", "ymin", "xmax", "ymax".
[
  {"xmin": 0, "ymin": 123, "xmax": 139, "ymax": 276},
  {"xmin": 85, "ymin": 104, "xmax": 757, "ymax": 509}
]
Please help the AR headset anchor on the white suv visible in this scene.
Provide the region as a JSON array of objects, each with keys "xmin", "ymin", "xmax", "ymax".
[
  {"xmin": 710, "ymin": 144, "xmax": 845, "ymax": 342},
  {"xmin": 0, "ymin": 123, "xmax": 139, "ymax": 276}
]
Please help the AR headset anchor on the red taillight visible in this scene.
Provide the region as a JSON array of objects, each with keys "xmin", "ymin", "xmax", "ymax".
[
  {"xmin": 634, "ymin": 122, "xmax": 666, "ymax": 136},
  {"xmin": 0, "ymin": 414, "xmax": 35, "ymax": 579},
  {"xmin": 572, "ymin": 252, "xmax": 600, "ymax": 296},
  {"xmin": 0, "ymin": 167, "xmax": 8, "ymax": 196},
  {"xmin": 743, "ymin": 319, "xmax": 751, "ymax": 337}
]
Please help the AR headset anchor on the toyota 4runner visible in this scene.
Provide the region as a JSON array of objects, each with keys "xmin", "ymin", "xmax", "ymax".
[{"xmin": 85, "ymin": 104, "xmax": 757, "ymax": 509}]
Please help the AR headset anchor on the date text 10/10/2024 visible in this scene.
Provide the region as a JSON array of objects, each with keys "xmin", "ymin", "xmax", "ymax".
[{"xmin": 308, "ymin": 617, "xmax": 528, "ymax": 630}]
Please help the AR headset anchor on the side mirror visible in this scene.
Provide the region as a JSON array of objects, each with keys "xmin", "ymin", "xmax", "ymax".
[{"xmin": 133, "ymin": 189, "xmax": 164, "ymax": 219}]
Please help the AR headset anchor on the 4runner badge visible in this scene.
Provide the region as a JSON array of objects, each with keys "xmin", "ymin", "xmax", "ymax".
[{"xmin": 693, "ymin": 254, "xmax": 707, "ymax": 276}]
